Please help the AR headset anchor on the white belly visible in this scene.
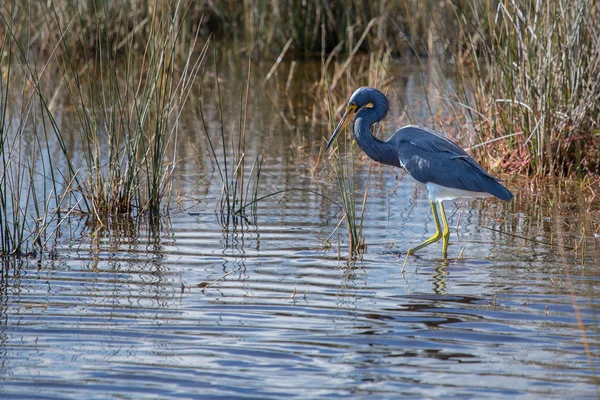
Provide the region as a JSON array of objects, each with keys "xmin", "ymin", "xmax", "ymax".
[{"xmin": 426, "ymin": 182, "xmax": 491, "ymax": 203}]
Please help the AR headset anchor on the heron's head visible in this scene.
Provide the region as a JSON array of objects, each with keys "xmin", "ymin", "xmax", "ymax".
[{"xmin": 325, "ymin": 87, "xmax": 386, "ymax": 151}]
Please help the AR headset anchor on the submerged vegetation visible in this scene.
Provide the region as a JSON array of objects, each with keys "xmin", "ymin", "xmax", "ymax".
[{"xmin": 1, "ymin": 0, "xmax": 598, "ymax": 256}]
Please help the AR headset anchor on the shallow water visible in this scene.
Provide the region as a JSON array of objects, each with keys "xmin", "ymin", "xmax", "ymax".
[{"xmin": 1, "ymin": 54, "xmax": 600, "ymax": 399}]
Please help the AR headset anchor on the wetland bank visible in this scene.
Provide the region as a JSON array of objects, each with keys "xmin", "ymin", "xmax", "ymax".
[{"xmin": 1, "ymin": 1, "xmax": 599, "ymax": 398}]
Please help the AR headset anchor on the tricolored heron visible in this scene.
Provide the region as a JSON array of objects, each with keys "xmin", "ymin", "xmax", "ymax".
[{"xmin": 326, "ymin": 87, "xmax": 512, "ymax": 256}]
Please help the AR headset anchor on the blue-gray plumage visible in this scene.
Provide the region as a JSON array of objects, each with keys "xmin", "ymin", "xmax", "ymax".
[{"xmin": 326, "ymin": 87, "xmax": 512, "ymax": 256}]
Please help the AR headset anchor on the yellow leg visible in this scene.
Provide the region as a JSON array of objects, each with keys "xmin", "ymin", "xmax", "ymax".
[
  {"xmin": 408, "ymin": 201, "xmax": 442, "ymax": 255},
  {"xmin": 439, "ymin": 202, "xmax": 450, "ymax": 257}
]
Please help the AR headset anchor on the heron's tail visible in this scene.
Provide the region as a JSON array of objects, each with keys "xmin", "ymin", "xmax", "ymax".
[{"xmin": 487, "ymin": 179, "xmax": 513, "ymax": 201}]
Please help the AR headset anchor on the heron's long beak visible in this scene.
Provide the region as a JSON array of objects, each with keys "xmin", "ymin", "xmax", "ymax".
[{"xmin": 325, "ymin": 104, "xmax": 356, "ymax": 151}]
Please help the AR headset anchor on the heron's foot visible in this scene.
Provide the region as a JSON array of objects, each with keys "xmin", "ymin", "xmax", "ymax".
[
  {"xmin": 406, "ymin": 233, "xmax": 451, "ymax": 258},
  {"xmin": 396, "ymin": 250, "xmax": 418, "ymax": 259},
  {"xmin": 407, "ymin": 231, "xmax": 443, "ymax": 255},
  {"xmin": 407, "ymin": 201, "xmax": 451, "ymax": 258}
]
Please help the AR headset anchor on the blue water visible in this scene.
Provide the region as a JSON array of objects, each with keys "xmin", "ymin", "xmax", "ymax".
[{"xmin": 2, "ymin": 160, "xmax": 599, "ymax": 399}]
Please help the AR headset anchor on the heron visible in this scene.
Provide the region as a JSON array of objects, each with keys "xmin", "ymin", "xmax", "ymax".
[{"xmin": 326, "ymin": 87, "xmax": 512, "ymax": 256}]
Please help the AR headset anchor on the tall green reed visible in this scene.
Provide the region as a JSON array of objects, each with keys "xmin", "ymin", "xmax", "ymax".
[
  {"xmin": 0, "ymin": 17, "xmax": 77, "ymax": 257},
  {"xmin": 199, "ymin": 48, "xmax": 263, "ymax": 230},
  {"xmin": 325, "ymin": 117, "xmax": 367, "ymax": 257},
  {"xmin": 43, "ymin": 0, "xmax": 208, "ymax": 221}
]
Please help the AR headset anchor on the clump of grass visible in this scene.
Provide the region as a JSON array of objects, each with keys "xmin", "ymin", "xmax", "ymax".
[
  {"xmin": 0, "ymin": 0, "xmax": 208, "ymax": 256},
  {"xmin": 0, "ymin": 7, "xmax": 83, "ymax": 257},
  {"xmin": 199, "ymin": 48, "xmax": 263, "ymax": 230},
  {"xmin": 453, "ymin": 0, "xmax": 600, "ymax": 176},
  {"xmin": 43, "ymin": 0, "xmax": 209, "ymax": 222},
  {"xmin": 326, "ymin": 124, "xmax": 368, "ymax": 258}
]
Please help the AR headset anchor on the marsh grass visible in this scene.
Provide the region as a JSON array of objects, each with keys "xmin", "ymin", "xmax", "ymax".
[
  {"xmin": 0, "ymin": 0, "xmax": 434, "ymax": 57},
  {"xmin": 0, "ymin": 12, "xmax": 79, "ymax": 257},
  {"xmin": 326, "ymin": 120, "xmax": 365, "ymax": 257},
  {"xmin": 212, "ymin": 0, "xmax": 443, "ymax": 56},
  {"xmin": 0, "ymin": 0, "xmax": 208, "ymax": 256},
  {"xmin": 44, "ymin": 0, "xmax": 208, "ymax": 222},
  {"xmin": 199, "ymin": 50, "xmax": 263, "ymax": 230},
  {"xmin": 324, "ymin": 77, "xmax": 371, "ymax": 256},
  {"xmin": 448, "ymin": 0, "xmax": 600, "ymax": 177}
]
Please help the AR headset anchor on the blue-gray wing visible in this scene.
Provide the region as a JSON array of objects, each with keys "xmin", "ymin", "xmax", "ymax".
[{"xmin": 392, "ymin": 126, "xmax": 512, "ymax": 201}]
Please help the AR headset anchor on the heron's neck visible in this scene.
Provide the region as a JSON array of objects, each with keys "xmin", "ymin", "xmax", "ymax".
[{"xmin": 353, "ymin": 114, "xmax": 400, "ymax": 168}]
